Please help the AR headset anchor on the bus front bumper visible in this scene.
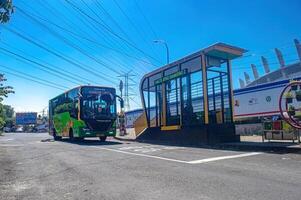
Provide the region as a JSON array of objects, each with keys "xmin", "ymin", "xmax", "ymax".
[{"xmin": 80, "ymin": 128, "xmax": 116, "ymax": 137}]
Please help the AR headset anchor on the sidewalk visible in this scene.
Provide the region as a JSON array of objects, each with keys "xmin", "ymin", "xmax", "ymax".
[
  {"xmin": 115, "ymin": 128, "xmax": 136, "ymax": 141},
  {"xmin": 221, "ymin": 135, "xmax": 301, "ymax": 152}
]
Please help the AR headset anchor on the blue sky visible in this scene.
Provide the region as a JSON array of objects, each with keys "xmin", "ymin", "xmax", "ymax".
[{"xmin": 1, "ymin": 0, "xmax": 301, "ymax": 113}]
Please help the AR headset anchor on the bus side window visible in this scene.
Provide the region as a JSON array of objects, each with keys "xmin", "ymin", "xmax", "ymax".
[
  {"xmin": 70, "ymin": 98, "xmax": 78, "ymax": 118},
  {"xmin": 68, "ymin": 89, "xmax": 79, "ymax": 119}
]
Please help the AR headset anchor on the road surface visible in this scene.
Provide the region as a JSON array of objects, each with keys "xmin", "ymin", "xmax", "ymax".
[{"xmin": 1, "ymin": 133, "xmax": 301, "ymax": 200}]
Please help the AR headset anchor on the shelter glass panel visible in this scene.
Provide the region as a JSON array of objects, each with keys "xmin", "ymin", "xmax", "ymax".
[
  {"xmin": 181, "ymin": 56, "xmax": 202, "ymax": 73},
  {"xmin": 142, "ymin": 78, "xmax": 150, "ymax": 125},
  {"xmin": 181, "ymin": 75, "xmax": 190, "ymax": 125},
  {"xmin": 149, "ymin": 72, "xmax": 162, "ymax": 88},
  {"xmin": 190, "ymin": 71, "xmax": 204, "ymax": 124},
  {"xmin": 164, "ymin": 65, "xmax": 179, "ymax": 76},
  {"xmin": 149, "ymin": 86, "xmax": 156, "ymax": 127},
  {"xmin": 166, "ymin": 78, "xmax": 180, "ymax": 126},
  {"xmin": 156, "ymin": 84, "xmax": 163, "ymax": 126},
  {"xmin": 206, "ymin": 57, "xmax": 233, "ymax": 124}
]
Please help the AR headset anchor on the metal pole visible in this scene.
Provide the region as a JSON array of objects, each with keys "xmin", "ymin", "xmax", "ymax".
[
  {"xmin": 164, "ymin": 42, "xmax": 170, "ymax": 64},
  {"xmin": 154, "ymin": 40, "xmax": 169, "ymax": 65}
]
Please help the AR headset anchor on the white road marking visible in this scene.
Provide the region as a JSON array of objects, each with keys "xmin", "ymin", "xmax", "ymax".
[
  {"xmin": 187, "ymin": 152, "xmax": 263, "ymax": 164},
  {"xmin": 118, "ymin": 145, "xmax": 185, "ymax": 153},
  {"xmin": 95, "ymin": 146, "xmax": 188, "ymax": 163},
  {"xmin": 93, "ymin": 146, "xmax": 262, "ymax": 165}
]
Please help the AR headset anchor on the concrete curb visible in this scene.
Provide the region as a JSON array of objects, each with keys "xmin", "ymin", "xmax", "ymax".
[
  {"xmin": 218, "ymin": 142, "xmax": 301, "ymax": 152},
  {"xmin": 114, "ymin": 137, "xmax": 301, "ymax": 153},
  {"xmin": 113, "ymin": 136, "xmax": 136, "ymax": 142}
]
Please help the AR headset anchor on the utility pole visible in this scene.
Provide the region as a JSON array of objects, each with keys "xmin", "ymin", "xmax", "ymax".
[
  {"xmin": 42, "ymin": 109, "xmax": 45, "ymax": 118},
  {"xmin": 153, "ymin": 40, "xmax": 170, "ymax": 64},
  {"xmin": 117, "ymin": 71, "xmax": 136, "ymax": 111}
]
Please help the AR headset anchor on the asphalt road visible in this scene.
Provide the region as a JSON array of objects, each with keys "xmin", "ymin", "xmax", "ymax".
[{"xmin": 1, "ymin": 133, "xmax": 301, "ymax": 200}]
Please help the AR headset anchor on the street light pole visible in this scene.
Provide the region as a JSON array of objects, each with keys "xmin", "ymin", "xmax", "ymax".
[{"xmin": 153, "ymin": 40, "xmax": 169, "ymax": 64}]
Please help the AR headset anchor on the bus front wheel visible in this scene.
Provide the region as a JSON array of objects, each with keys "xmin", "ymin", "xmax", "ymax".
[
  {"xmin": 99, "ymin": 136, "xmax": 107, "ymax": 142},
  {"xmin": 69, "ymin": 129, "xmax": 74, "ymax": 140},
  {"xmin": 53, "ymin": 130, "xmax": 62, "ymax": 141},
  {"xmin": 53, "ymin": 133, "xmax": 62, "ymax": 141}
]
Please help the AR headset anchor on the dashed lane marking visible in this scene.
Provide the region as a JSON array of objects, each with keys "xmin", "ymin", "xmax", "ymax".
[{"xmin": 93, "ymin": 146, "xmax": 263, "ymax": 165}]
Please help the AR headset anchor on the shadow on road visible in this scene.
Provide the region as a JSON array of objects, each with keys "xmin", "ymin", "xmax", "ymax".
[{"xmin": 42, "ymin": 138, "xmax": 123, "ymax": 146}]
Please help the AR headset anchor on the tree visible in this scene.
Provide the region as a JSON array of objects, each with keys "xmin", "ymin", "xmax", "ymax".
[
  {"xmin": 0, "ymin": 0, "xmax": 14, "ymax": 23},
  {"xmin": 0, "ymin": 74, "xmax": 14, "ymax": 131},
  {"xmin": 0, "ymin": 104, "xmax": 14, "ymax": 128},
  {"xmin": 0, "ymin": 73, "xmax": 14, "ymax": 102}
]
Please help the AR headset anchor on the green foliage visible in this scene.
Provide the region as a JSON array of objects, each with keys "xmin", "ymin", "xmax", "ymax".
[
  {"xmin": 0, "ymin": 74, "xmax": 14, "ymax": 102},
  {"xmin": 284, "ymin": 91, "xmax": 293, "ymax": 99},
  {"xmin": 0, "ymin": 116, "xmax": 5, "ymax": 133},
  {"xmin": 0, "ymin": 0, "xmax": 14, "ymax": 23},
  {"xmin": 0, "ymin": 74, "xmax": 14, "ymax": 131},
  {"xmin": 0, "ymin": 104, "xmax": 14, "ymax": 130},
  {"xmin": 295, "ymin": 111, "xmax": 301, "ymax": 119},
  {"xmin": 288, "ymin": 105, "xmax": 295, "ymax": 111}
]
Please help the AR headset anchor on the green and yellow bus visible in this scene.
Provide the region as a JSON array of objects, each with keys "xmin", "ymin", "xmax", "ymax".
[{"xmin": 49, "ymin": 85, "xmax": 123, "ymax": 141}]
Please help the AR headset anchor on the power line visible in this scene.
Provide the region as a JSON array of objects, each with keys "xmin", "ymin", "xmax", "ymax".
[
  {"xmin": 129, "ymin": 96, "xmax": 142, "ymax": 107},
  {"xmin": 64, "ymin": 0, "xmax": 163, "ymax": 65},
  {"xmin": 232, "ymin": 58, "xmax": 300, "ymax": 71},
  {"xmin": 133, "ymin": 0, "xmax": 159, "ymax": 39},
  {"xmin": 0, "ymin": 44, "xmax": 90, "ymax": 85},
  {"xmin": 2, "ymin": 26, "xmax": 116, "ymax": 85},
  {"xmin": 93, "ymin": 0, "xmax": 135, "ymax": 44},
  {"xmin": 118, "ymin": 71, "xmax": 137, "ymax": 111},
  {"xmin": 235, "ymin": 41, "xmax": 299, "ymax": 63},
  {"xmin": 0, "ymin": 48, "xmax": 79, "ymax": 86},
  {"xmin": 0, "ymin": 64, "xmax": 68, "ymax": 90},
  {"xmin": 233, "ymin": 51, "xmax": 299, "ymax": 68},
  {"xmin": 113, "ymin": 0, "xmax": 160, "ymax": 60},
  {"xmin": 16, "ymin": 7, "xmax": 120, "ymax": 79},
  {"xmin": 0, "ymin": 66, "xmax": 66, "ymax": 91},
  {"xmin": 50, "ymin": 0, "xmax": 124, "ymax": 51},
  {"xmin": 16, "ymin": 4, "xmax": 153, "ymax": 75},
  {"xmin": 19, "ymin": 2, "xmax": 135, "ymax": 78}
]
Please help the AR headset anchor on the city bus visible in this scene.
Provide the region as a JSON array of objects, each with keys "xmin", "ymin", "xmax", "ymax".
[{"xmin": 48, "ymin": 85, "xmax": 123, "ymax": 141}]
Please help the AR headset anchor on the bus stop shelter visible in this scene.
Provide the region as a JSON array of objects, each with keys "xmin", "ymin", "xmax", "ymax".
[{"xmin": 137, "ymin": 43, "xmax": 247, "ymax": 144}]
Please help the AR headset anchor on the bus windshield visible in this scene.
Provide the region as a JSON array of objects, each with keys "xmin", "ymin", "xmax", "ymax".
[{"xmin": 81, "ymin": 87, "xmax": 116, "ymax": 119}]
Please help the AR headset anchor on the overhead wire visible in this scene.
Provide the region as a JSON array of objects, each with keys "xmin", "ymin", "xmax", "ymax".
[
  {"xmin": 0, "ymin": 65, "xmax": 67, "ymax": 91},
  {"xmin": 233, "ymin": 51, "xmax": 299, "ymax": 69},
  {"xmin": 112, "ymin": 0, "xmax": 160, "ymax": 60},
  {"xmin": 16, "ymin": 6, "xmax": 120, "ymax": 78},
  {"xmin": 0, "ymin": 65, "xmax": 68, "ymax": 90},
  {"xmin": 0, "ymin": 43, "xmax": 91, "ymax": 85},
  {"xmin": 2, "ymin": 26, "xmax": 115, "ymax": 85},
  {"xmin": 16, "ymin": 7, "xmax": 142, "ymax": 75},
  {"xmin": 33, "ymin": 0, "xmax": 140, "ymax": 74},
  {"xmin": 232, "ymin": 58, "xmax": 300, "ymax": 71},
  {"xmin": 64, "ymin": 0, "xmax": 163, "ymax": 65},
  {"xmin": 93, "ymin": 0, "xmax": 135, "ymax": 44},
  {"xmin": 133, "ymin": 0, "xmax": 159, "ymax": 39},
  {"xmin": 19, "ymin": 1, "xmax": 154, "ymax": 74}
]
